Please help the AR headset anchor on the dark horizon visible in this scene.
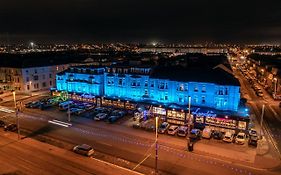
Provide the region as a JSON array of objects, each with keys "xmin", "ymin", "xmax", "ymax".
[{"xmin": 0, "ymin": 0, "xmax": 280, "ymax": 44}]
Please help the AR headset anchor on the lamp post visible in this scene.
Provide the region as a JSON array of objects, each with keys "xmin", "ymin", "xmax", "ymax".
[
  {"xmin": 260, "ymin": 104, "xmax": 265, "ymax": 139},
  {"xmin": 155, "ymin": 115, "xmax": 159, "ymax": 175},
  {"xmin": 13, "ymin": 91, "xmax": 20, "ymax": 140},
  {"xmin": 273, "ymin": 78, "xmax": 278, "ymax": 96},
  {"xmin": 188, "ymin": 96, "xmax": 191, "ymax": 136},
  {"xmin": 67, "ymin": 92, "xmax": 71, "ymax": 122}
]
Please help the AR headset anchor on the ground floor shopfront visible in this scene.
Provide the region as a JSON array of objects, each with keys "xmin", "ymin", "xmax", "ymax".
[{"xmin": 52, "ymin": 90, "xmax": 250, "ymax": 131}]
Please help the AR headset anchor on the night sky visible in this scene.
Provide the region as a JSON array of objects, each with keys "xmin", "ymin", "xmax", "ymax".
[{"xmin": 0, "ymin": 0, "xmax": 280, "ymax": 44}]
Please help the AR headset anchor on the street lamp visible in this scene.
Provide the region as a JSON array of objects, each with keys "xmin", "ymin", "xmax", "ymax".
[
  {"xmin": 12, "ymin": 91, "xmax": 20, "ymax": 140},
  {"xmin": 155, "ymin": 115, "xmax": 159, "ymax": 175},
  {"xmin": 273, "ymin": 78, "xmax": 278, "ymax": 96}
]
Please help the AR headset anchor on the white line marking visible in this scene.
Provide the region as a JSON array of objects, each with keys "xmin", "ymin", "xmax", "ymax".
[
  {"xmin": 48, "ymin": 120, "xmax": 69, "ymax": 127},
  {"xmin": 52, "ymin": 120, "xmax": 72, "ymax": 126}
]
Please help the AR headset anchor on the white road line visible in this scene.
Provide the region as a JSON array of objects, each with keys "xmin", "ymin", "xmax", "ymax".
[
  {"xmin": 48, "ymin": 120, "xmax": 69, "ymax": 127},
  {"xmin": 52, "ymin": 120, "xmax": 72, "ymax": 126}
]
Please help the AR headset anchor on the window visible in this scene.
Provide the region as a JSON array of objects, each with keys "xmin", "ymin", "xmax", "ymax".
[
  {"xmin": 50, "ymin": 81, "xmax": 52, "ymax": 86},
  {"xmin": 158, "ymin": 82, "xmax": 165, "ymax": 89},
  {"xmin": 202, "ymin": 96, "xmax": 206, "ymax": 104},
  {"xmin": 43, "ymin": 75, "xmax": 46, "ymax": 80},
  {"xmin": 202, "ymin": 85, "xmax": 206, "ymax": 92},
  {"xmin": 26, "ymin": 77, "xmax": 29, "ymax": 82},
  {"xmin": 164, "ymin": 95, "xmax": 168, "ymax": 100},
  {"xmin": 225, "ymin": 88, "xmax": 228, "ymax": 95},
  {"xmin": 194, "ymin": 85, "xmax": 198, "ymax": 92},
  {"xmin": 33, "ymin": 75, "xmax": 39, "ymax": 81},
  {"xmin": 179, "ymin": 84, "xmax": 184, "ymax": 91},
  {"xmin": 118, "ymin": 79, "xmax": 123, "ymax": 86},
  {"xmin": 144, "ymin": 81, "xmax": 148, "ymax": 87},
  {"xmin": 42, "ymin": 82, "xmax": 46, "ymax": 87},
  {"xmin": 27, "ymin": 85, "xmax": 30, "ymax": 90},
  {"xmin": 150, "ymin": 81, "xmax": 154, "ymax": 88},
  {"xmin": 49, "ymin": 74, "xmax": 52, "ymax": 78},
  {"xmin": 26, "ymin": 70, "xmax": 29, "ymax": 74},
  {"xmin": 144, "ymin": 89, "xmax": 148, "ymax": 96},
  {"xmin": 131, "ymin": 80, "xmax": 136, "ymax": 87},
  {"xmin": 34, "ymin": 69, "xmax": 37, "ymax": 74}
]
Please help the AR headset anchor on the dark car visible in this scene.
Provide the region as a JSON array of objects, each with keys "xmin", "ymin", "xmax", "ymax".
[
  {"xmin": 108, "ymin": 116, "xmax": 119, "ymax": 123},
  {"xmin": 189, "ymin": 129, "xmax": 201, "ymax": 141},
  {"xmin": 0, "ymin": 120, "xmax": 5, "ymax": 127},
  {"xmin": 4, "ymin": 123, "xmax": 17, "ymax": 132},
  {"xmin": 25, "ymin": 101, "xmax": 40, "ymax": 108},
  {"xmin": 212, "ymin": 130, "xmax": 224, "ymax": 140},
  {"xmin": 248, "ymin": 135, "xmax": 258, "ymax": 147}
]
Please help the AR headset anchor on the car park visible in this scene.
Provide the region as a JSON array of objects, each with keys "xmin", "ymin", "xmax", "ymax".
[
  {"xmin": 73, "ymin": 144, "xmax": 95, "ymax": 156},
  {"xmin": 202, "ymin": 127, "xmax": 212, "ymax": 139},
  {"xmin": 235, "ymin": 132, "xmax": 246, "ymax": 144},
  {"xmin": 94, "ymin": 113, "xmax": 108, "ymax": 121},
  {"xmin": 212, "ymin": 130, "xmax": 224, "ymax": 140},
  {"xmin": 248, "ymin": 135, "xmax": 258, "ymax": 147},
  {"xmin": 167, "ymin": 125, "xmax": 179, "ymax": 135},
  {"xmin": 177, "ymin": 126, "xmax": 188, "ymax": 137},
  {"xmin": 4, "ymin": 123, "xmax": 17, "ymax": 132},
  {"xmin": 189, "ymin": 129, "xmax": 201, "ymax": 140},
  {"xmin": 222, "ymin": 131, "xmax": 234, "ymax": 143},
  {"xmin": 158, "ymin": 122, "xmax": 170, "ymax": 134}
]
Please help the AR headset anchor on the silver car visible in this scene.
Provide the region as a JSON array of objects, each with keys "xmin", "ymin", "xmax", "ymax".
[{"xmin": 73, "ymin": 144, "xmax": 95, "ymax": 156}]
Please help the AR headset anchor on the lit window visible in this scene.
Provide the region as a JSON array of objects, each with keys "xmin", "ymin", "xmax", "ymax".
[{"xmin": 202, "ymin": 85, "xmax": 206, "ymax": 92}]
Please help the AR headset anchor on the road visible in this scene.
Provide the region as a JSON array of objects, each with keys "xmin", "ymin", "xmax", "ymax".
[
  {"xmin": 234, "ymin": 67, "xmax": 281, "ymax": 160},
  {"xmin": 0, "ymin": 130, "xmax": 143, "ymax": 175},
  {"xmin": 0, "ymin": 101, "xmax": 280, "ymax": 175}
]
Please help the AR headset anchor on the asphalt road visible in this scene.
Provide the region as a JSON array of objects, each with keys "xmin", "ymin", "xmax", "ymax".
[
  {"xmin": 0, "ymin": 106, "xmax": 279, "ymax": 175},
  {"xmin": 0, "ymin": 130, "xmax": 143, "ymax": 175},
  {"xmin": 235, "ymin": 68, "xmax": 281, "ymax": 159}
]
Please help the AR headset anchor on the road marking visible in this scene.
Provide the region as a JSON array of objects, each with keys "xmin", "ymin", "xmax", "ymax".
[
  {"xmin": 52, "ymin": 119, "xmax": 72, "ymax": 126},
  {"xmin": 48, "ymin": 120, "xmax": 71, "ymax": 127},
  {"xmin": 0, "ymin": 106, "xmax": 14, "ymax": 113}
]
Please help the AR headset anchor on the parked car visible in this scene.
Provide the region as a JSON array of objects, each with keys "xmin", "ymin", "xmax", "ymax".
[
  {"xmin": 223, "ymin": 132, "xmax": 234, "ymax": 143},
  {"xmin": 235, "ymin": 132, "xmax": 246, "ymax": 144},
  {"xmin": 249, "ymin": 129, "xmax": 258, "ymax": 137},
  {"xmin": 202, "ymin": 127, "xmax": 212, "ymax": 139},
  {"xmin": 158, "ymin": 122, "xmax": 170, "ymax": 134},
  {"xmin": 94, "ymin": 113, "xmax": 108, "ymax": 121},
  {"xmin": 212, "ymin": 130, "xmax": 224, "ymax": 140},
  {"xmin": 189, "ymin": 129, "xmax": 201, "ymax": 140},
  {"xmin": 25, "ymin": 101, "xmax": 41, "ymax": 108},
  {"xmin": 59, "ymin": 101, "xmax": 74, "ymax": 111},
  {"xmin": 4, "ymin": 123, "xmax": 17, "ymax": 132},
  {"xmin": 0, "ymin": 120, "xmax": 5, "ymax": 127},
  {"xmin": 167, "ymin": 125, "xmax": 179, "ymax": 135},
  {"xmin": 177, "ymin": 126, "xmax": 188, "ymax": 137},
  {"xmin": 248, "ymin": 135, "xmax": 258, "ymax": 147},
  {"xmin": 69, "ymin": 108, "xmax": 84, "ymax": 115},
  {"xmin": 73, "ymin": 144, "xmax": 95, "ymax": 156},
  {"xmin": 108, "ymin": 116, "xmax": 119, "ymax": 123}
]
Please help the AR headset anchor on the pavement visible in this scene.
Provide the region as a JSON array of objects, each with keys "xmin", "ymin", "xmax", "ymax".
[{"xmin": 0, "ymin": 129, "xmax": 144, "ymax": 175}]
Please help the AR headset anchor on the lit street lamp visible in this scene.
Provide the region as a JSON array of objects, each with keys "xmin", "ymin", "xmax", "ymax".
[
  {"xmin": 155, "ymin": 116, "xmax": 159, "ymax": 174},
  {"xmin": 12, "ymin": 91, "xmax": 20, "ymax": 140}
]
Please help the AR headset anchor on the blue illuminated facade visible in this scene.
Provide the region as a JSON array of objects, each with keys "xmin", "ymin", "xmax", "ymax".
[{"xmin": 56, "ymin": 65, "xmax": 240, "ymax": 112}]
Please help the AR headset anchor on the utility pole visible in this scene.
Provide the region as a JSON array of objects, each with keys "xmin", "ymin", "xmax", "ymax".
[
  {"xmin": 155, "ymin": 116, "xmax": 159, "ymax": 175},
  {"xmin": 13, "ymin": 91, "xmax": 20, "ymax": 140},
  {"xmin": 260, "ymin": 104, "xmax": 265, "ymax": 139}
]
